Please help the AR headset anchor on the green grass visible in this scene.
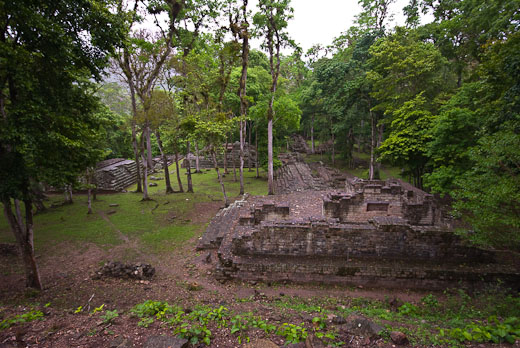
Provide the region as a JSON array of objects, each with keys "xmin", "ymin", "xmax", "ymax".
[{"xmin": 0, "ymin": 165, "xmax": 268, "ymax": 253}]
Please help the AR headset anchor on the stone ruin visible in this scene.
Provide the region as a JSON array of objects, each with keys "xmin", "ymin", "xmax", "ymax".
[
  {"xmin": 198, "ymin": 157, "xmax": 520, "ymax": 290},
  {"xmin": 95, "ymin": 156, "xmax": 174, "ymax": 191},
  {"xmin": 289, "ymin": 134, "xmax": 311, "ymax": 154},
  {"xmin": 182, "ymin": 142, "xmax": 256, "ymax": 169},
  {"xmin": 92, "ymin": 261, "xmax": 155, "ymax": 280}
]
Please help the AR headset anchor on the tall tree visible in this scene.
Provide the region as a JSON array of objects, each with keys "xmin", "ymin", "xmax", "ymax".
[
  {"xmin": 230, "ymin": 0, "xmax": 251, "ymax": 195},
  {"xmin": 0, "ymin": 0, "xmax": 125, "ymax": 289},
  {"xmin": 254, "ymin": 0, "xmax": 294, "ymax": 195}
]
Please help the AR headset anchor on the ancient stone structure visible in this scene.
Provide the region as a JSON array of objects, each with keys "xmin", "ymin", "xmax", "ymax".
[
  {"xmin": 93, "ymin": 261, "xmax": 155, "ymax": 280},
  {"xmin": 181, "ymin": 142, "xmax": 256, "ymax": 169},
  {"xmin": 199, "ymin": 157, "xmax": 520, "ymax": 289},
  {"xmin": 95, "ymin": 158, "xmax": 142, "ymax": 191},
  {"xmin": 289, "ymin": 134, "xmax": 311, "ymax": 154},
  {"xmin": 95, "ymin": 157, "xmax": 173, "ymax": 191},
  {"xmin": 274, "ymin": 153, "xmax": 347, "ymax": 194},
  {"xmin": 324, "ymin": 178, "xmax": 441, "ymax": 226}
]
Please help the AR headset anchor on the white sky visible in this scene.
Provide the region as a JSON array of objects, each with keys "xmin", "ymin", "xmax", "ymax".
[
  {"xmin": 140, "ymin": 0, "xmax": 431, "ymax": 55},
  {"xmin": 248, "ymin": 0, "xmax": 423, "ymax": 53}
]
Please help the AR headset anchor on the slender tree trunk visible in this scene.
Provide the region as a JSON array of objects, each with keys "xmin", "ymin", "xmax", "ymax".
[
  {"xmin": 87, "ymin": 188, "xmax": 92, "ymax": 214},
  {"xmin": 311, "ymin": 114, "xmax": 315, "ymax": 154},
  {"xmin": 212, "ymin": 149, "xmax": 228, "ymax": 207},
  {"xmin": 155, "ymin": 130, "xmax": 173, "ymax": 193},
  {"xmin": 175, "ymin": 151, "xmax": 184, "ymax": 193},
  {"xmin": 87, "ymin": 169, "xmax": 93, "ymax": 214},
  {"xmin": 255, "ymin": 124, "xmax": 259, "ymax": 179},
  {"xmin": 131, "ymin": 123, "xmax": 142, "ymax": 193},
  {"xmin": 368, "ymin": 101, "xmax": 380, "ymax": 180},
  {"xmin": 331, "ymin": 120, "xmax": 335, "ymax": 167},
  {"xmin": 267, "ymin": 116, "xmax": 274, "ymax": 195},
  {"xmin": 248, "ymin": 120, "xmax": 253, "ymax": 171},
  {"xmin": 2, "ymin": 199, "xmax": 42, "ymax": 290},
  {"xmin": 140, "ymin": 135, "xmax": 150, "ymax": 200},
  {"xmin": 195, "ymin": 141, "xmax": 201, "ymax": 173},
  {"xmin": 64, "ymin": 185, "xmax": 73, "ymax": 204},
  {"xmin": 239, "ymin": 119, "xmax": 245, "ymax": 195},
  {"xmin": 232, "ymin": 141, "xmax": 237, "ymax": 182},
  {"xmin": 224, "ymin": 137, "xmax": 229, "ymax": 174},
  {"xmin": 145, "ymin": 123, "xmax": 153, "ymax": 169},
  {"xmin": 186, "ymin": 141, "xmax": 193, "ymax": 193}
]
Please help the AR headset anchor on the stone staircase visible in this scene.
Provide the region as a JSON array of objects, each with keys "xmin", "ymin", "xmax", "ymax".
[
  {"xmin": 274, "ymin": 157, "xmax": 328, "ymax": 194},
  {"xmin": 95, "ymin": 159, "xmax": 153, "ymax": 191}
]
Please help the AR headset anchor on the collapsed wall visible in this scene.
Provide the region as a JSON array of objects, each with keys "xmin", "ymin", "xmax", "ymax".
[
  {"xmin": 198, "ymin": 178, "xmax": 520, "ymax": 290},
  {"xmin": 181, "ymin": 142, "xmax": 257, "ymax": 169}
]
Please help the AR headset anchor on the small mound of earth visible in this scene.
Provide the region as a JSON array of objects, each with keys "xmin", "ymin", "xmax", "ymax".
[{"xmin": 92, "ymin": 261, "xmax": 155, "ymax": 280}]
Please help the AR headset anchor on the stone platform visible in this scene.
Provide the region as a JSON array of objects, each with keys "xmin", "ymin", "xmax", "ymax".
[{"xmin": 198, "ymin": 176, "xmax": 520, "ymax": 289}]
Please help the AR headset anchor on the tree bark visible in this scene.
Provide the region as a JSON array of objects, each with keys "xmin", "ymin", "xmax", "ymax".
[
  {"xmin": 232, "ymin": 140, "xmax": 237, "ymax": 182},
  {"xmin": 239, "ymin": 119, "xmax": 245, "ymax": 195},
  {"xmin": 87, "ymin": 168, "xmax": 93, "ymax": 214},
  {"xmin": 224, "ymin": 137, "xmax": 229, "ymax": 174},
  {"xmin": 186, "ymin": 141, "xmax": 194, "ymax": 193},
  {"xmin": 195, "ymin": 141, "xmax": 201, "ymax": 173},
  {"xmin": 175, "ymin": 152, "xmax": 184, "ymax": 193},
  {"xmin": 255, "ymin": 123, "xmax": 259, "ymax": 179},
  {"xmin": 311, "ymin": 114, "xmax": 315, "ymax": 154},
  {"xmin": 131, "ymin": 122, "xmax": 142, "ymax": 193},
  {"xmin": 140, "ymin": 134, "xmax": 150, "ymax": 200},
  {"xmin": 267, "ymin": 117, "xmax": 274, "ymax": 195},
  {"xmin": 155, "ymin": 130, "xmax": 173, "ymax": 193},
  {"xmin": 248, "ymin": 120, "xmax": 253, "ymax": 171},
  {"xmin": 368, "ymin": 101, "xmax": 380, "ymax": 180},
  {"xmin": 212, "ymin": 149, "xmax": 228, "ymax": 207},
  {"xmin": 2, "ymin": 199, "xmax": 42, "ymax": 290},
  {"xmin": 145, "ymin": 123, "xmax": 153, "ymax": 169}
]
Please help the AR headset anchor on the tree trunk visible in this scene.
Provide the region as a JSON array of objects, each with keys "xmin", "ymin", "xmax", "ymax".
[
  {"xmin": 87, "ymin": 169, "xmax": 93, "ymax": 214},
  {"xmin": 175, "ymin": 152, "xmax": 184, "ymax": 193},
  {"xmin": 369, "ymin": 105, "xmax": 380, "ymax": 180},
  {"xmin": 255, "ymin": 124, "xmax": 259, "ymax": 179},
  {"xmin": 145, "ymin": 123, "xmax": 153, "ymax": 169},
  {"xmin": 224, "ymin": 137, "xmax": 229, "ymax": 174},
  {"xmin": 267, "ymin": 116, "xmax": 274, "ymax": 195},
  {"xmin": 140, "ymin": 135, "xmax": 150, "ymax": 200},
  {"xmin": 131, "ymin": 122, "xmax": 142, "ymax": 193},
  {"xmin": 2, "ymin": 199, "xmax": 42, "ymax": 290},
  {"xmin": 195, "ymin": 141, "xmax": 201, "ymax": 173},
  {"xmin": 248, "ymin": 120, "xmax": 253, "ymax": 171},
  {"xmin": 212, "ymin": 149, "xmax": 228, "ymax": 207},
  {"xmin": 155, "ymin": 130, "xmax": 173, "ymax": 193},
  {"xmin": 239, "ymin": 119, "xmax": 245, "ymax": 195},
  {"xmin": 87, "ymin": 188, "xmax": 92, "ymax": 214},
  {"xmin": 232, "ymin": 141, "xmax": 237, "ymax": 182},
  {"xmin": 331, "ymin": 123, "xmax": 335, "ymax": 167},
  {"xmin": 186, "ymin": 141, "xmax": 194, "ymax": 193},
  {"xmin": 64, "ymin": 185, "xmax": 73, "ymax": 204},
  {"xmin": 311, "ymin": 114, "xmax": 315, "ymax": 154}
]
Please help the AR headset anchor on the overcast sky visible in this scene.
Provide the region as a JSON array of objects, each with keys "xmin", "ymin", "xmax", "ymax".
[
  {"xmin": 139, "ymin": 0, "xmax": 430, "ymax": 55},
  {"xmin": 249, "ymin": 0, "xmax": 419, "ymax": 53}
]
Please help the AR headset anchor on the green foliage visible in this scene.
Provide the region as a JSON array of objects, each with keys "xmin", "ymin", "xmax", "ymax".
[
  {"xmin": 101, "ymin": 310, "xmax": 119, "ymax": 324},
  {"xmin": 440, "ymin": 317, "xmax": 520, "ymax": 344},
  {"xmin": 276, "ymin": 323, "xmax": 308, "ymax": 344},
  {"xmin": 0, "ymin": 310, "xmax": 44, "ymax": 330}
]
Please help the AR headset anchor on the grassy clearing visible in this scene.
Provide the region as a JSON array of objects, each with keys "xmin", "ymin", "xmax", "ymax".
[{"xmin": 0, "ymin": 165, "xmax": 267, "ymax": 253}]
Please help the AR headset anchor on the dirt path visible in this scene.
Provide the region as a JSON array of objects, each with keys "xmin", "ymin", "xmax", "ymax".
[{"xmin": 98, "ymin": 211, "xmax": 130, "ymax": 243}]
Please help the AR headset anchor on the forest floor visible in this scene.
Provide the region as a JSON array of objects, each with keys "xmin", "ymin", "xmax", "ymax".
[{"xmin": 0, "ymin": 158, "xmax": 519, "ymax": 348}]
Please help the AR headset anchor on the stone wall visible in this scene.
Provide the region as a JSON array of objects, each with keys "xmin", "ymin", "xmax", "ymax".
[
  {"xmin": 182, "ymin": 142, "xmax": 256, "ymax": 169},
  {"xmin": 231, "ymin": 219, "xmax": 492, "ymax": 263},
  {"xmin": 324, "ymin": 179, "xmax": 438, "ymax": 226}
]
